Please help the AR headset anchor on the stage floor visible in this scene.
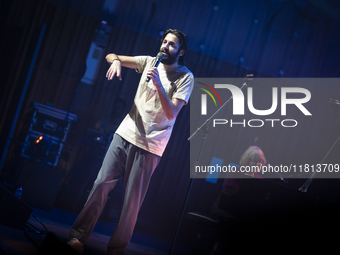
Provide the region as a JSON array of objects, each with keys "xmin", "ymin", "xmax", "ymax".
[
  {"xmin": 2, "ymin": 188, "xmax": 340, "ymax": 255},
  {"xmin": 0, "ymin": 207, "xmax": 176, "ymax": 255}
]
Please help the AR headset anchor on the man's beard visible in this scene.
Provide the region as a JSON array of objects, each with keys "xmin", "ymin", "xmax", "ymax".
[{"xmin": 160, "ymin": 50, "xmax": 180, "ymax": 65}]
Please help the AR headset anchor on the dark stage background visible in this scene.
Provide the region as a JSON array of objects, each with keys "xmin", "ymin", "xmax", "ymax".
[{"xmin": 1, "ymin": 0, "xmax": 340, "ymax": 253}]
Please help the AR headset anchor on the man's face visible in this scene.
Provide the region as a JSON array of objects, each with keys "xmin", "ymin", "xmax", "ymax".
[{"xmin": 160, "ymin": 33, "xmax": 183, "ymax": 65}]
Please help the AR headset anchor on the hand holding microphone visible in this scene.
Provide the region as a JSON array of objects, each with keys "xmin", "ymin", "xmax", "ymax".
[{"xmin": 146, "ymin": 52, "xmax": 164, "ymax": 82}]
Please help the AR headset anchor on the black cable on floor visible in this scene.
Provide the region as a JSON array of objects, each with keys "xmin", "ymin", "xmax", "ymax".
[
  {"xmin": 23, "ymin": 228, "xmax": 40, "ymax": 250},
  {"xmin": 22, "ymin": 213, "xmax": 49, "ymax": 250},
  {"xmin": 30, "ymin": 214, "xmax": 48, "ymax": 234}
]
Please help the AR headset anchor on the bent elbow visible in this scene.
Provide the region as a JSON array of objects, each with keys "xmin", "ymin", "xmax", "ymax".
[
  {"xmin": 105, "ymin": 55, "xmax": 109, "ymax": 61},
  {"xmin": 105, "ymin": 54, "xmax": 113, "ymax": 64},
  {"xmin": 167, "ymin": 113, "xmax": 176, "ymax": 121}
]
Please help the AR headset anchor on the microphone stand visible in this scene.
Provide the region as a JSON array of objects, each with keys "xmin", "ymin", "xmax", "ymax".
[{"xmin": 168, "ymin": 75, "xmax": 253, "ymax": 254}]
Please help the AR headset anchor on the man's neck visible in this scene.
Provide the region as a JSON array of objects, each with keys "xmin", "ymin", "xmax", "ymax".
[{"xmin": 163, "ymin": 61, "xmax": 180, "ymax": 69}]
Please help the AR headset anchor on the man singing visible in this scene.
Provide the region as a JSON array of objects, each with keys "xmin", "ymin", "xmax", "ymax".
[{"xmin": 67, "ymin": 28, "xmax": 194, "ymax": 255}]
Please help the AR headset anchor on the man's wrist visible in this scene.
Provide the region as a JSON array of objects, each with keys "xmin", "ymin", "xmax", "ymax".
[{"xmin": 109, "ymin": 54, "xmax": 120, "ymax": 63}]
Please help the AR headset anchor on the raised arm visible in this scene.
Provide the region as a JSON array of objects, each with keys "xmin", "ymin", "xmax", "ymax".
[{"xmin": 105, "ymin": 54, "xmax": 137, "ymax": 81}]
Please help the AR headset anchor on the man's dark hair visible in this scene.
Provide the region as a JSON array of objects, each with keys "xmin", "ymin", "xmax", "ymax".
[{"xmin": 161, "ymin": 28, "xmax": 188, "ymax": 65}]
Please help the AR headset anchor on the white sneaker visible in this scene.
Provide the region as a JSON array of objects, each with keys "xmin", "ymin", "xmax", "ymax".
[{"xmin": 67, "ymin": 238, "xmax": 83, "ymax": 254}]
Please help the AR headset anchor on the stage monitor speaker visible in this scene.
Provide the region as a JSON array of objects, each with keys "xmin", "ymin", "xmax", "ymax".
[
  {"xmin": 0, "ymin": 185, "xmax": 33, "ymax": 230},
  {"xmin": 37, "ymin": 232, "xmax": 79, "ymax": 255},
  {"xmin": 20, "ymin": 161, "xmax": 63, "ymax": 211}
]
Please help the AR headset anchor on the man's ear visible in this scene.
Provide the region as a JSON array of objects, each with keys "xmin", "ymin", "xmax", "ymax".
[{"xmin": 179, "ymin": 50, "xmax": 184, "ymax": 57}]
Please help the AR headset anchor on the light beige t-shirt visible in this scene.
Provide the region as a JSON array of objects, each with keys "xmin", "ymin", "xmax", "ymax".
[{"xmin": 115, "ymin": 56, "xmax": 194, "ymax": 156}]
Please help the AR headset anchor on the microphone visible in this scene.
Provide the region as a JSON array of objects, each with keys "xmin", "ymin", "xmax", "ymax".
[
  {"xmin": 146, "ymin": 52, "xmax": 164, "ymax": 82},
  {"xmin": 244, "ymin": 74, "xmax": 254, "ymax": 81},
  {"xmin": 242, "ymin": 74, "xmax": 254, "ymax": 87}
]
